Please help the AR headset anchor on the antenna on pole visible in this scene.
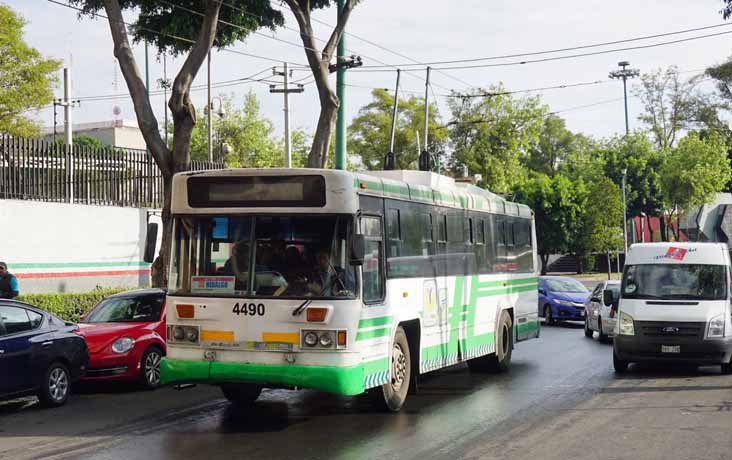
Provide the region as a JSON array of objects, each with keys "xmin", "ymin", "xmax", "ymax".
[{"xmin": 384, "ymin": 69, "xmax": 401, "ymax": 170}]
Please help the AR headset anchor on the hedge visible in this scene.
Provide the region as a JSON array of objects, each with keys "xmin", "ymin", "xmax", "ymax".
[{"xmin": 17, "ymin": 287, "xmax": 131, "ymax": 323}]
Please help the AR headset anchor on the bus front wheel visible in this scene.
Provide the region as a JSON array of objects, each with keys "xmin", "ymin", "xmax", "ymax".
[
  {"xmin": 468, "ymin": 310, "xmax": 513, "ymax": 373},
  {"xmin": 379, "ymin": 326, "xmax": 411, "ymax": 412},
  {"xmin": 221, "ymin": 383, "xmax": 262, "ymax": 406}
]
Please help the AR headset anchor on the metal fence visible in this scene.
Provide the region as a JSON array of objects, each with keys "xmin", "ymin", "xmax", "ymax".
[{"xmin": 0, "ymin": 135, "xmax": 223, "ymax": 208}]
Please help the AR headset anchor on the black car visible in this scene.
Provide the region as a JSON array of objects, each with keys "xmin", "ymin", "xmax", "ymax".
[{"xmin": 0, "ymin": 300, "xmax": 89, "ymax": 407}]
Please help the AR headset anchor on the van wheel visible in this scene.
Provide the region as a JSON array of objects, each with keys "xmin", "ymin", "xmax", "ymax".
[
  {"xmin": 584, "ymin": 318, "xmax": 593, "ymax": 338},
  {"xmin": 378, "ymin": 326, "xmax": 411, "ymax": 412},
  {"xmin": 613, "ymin": 351, "xmax": 628, "ymax": 374},
  {"xmin": 722, "ymin": 361, "xmax": 732, "ymax": 375},
  {"xmin": 38, "ymin": 362, "xmax": 71, "ymax": 408},
  {"xmin": 221, "ymin": 383, "xmax": 262, "ymax": 406},
  {"xmin": 468, "ymin": 310, "xmax": 513, "ymax": 373}
]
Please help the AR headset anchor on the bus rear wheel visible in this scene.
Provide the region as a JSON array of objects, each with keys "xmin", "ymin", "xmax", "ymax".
[
  {"xmin": 221, "ymin": 383, "xmax": 262, "ymax": 406},
  {"xmin": 379, "ymin": 326, "xmax": 411, "ymax": 412},
  {"xmin": 468, "ymin": 310, "xmax": 513, "ymax": 373}
]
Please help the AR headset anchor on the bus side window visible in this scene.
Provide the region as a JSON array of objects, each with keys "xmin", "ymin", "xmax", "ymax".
[{"xmin": 361, "ymin": 216, "xmax": 385, "ymax": 304}]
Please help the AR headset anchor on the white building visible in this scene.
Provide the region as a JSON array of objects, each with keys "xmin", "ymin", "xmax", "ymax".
[{"xmin": 41, "ymin": 119, "xmax": 147, "ymax": 150}]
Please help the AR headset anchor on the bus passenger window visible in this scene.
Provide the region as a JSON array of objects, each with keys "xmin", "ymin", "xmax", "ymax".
[
  {"xmin": 387, "ymin": 209, "xmax": 401, "ymax": 240},
  {"xmin": 361, "ymin": 216, "xmax": 384, "ymax": 304}
]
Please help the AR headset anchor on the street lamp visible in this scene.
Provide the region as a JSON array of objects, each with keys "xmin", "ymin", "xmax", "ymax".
[
  {"xmin": 609, "ymin": 61, "xmax": 640, "ymax": 135},
  {"xmin": 205, "ymin": 97, "xmax": 226, "ymax": 163}
]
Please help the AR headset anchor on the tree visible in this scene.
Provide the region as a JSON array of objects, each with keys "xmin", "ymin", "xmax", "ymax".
[
  {"xmin": 187, "ymin": 92, "xmax": 282, "ymax": 167},
  {"xmin": 448, "ymin": 87, "xmax": 547, "ymax": 195},
  {"xmin": 575, "ymin": 177, "xmax": 624, "ymax": 277},
  {"xmin": 634, "ymin": 66, "xmax": 726, "ymax": 149},
  {"xmin": 526, "ymin": 114, "xmax": 578, "ymax": 176},
  {"xmin": 283, "ymin": 0, "xmax": 357, "ymax": 168},
  {"xmin": 348, "ymin": 89, "xmax": 446, "ymax": 170},
  {"xmin": 0, "ymin": 5, "xmax": 61, "ymax": 136},
  {"xmin": 69, "ymin": 0, "xmax": 283, "ymax": 286},
  {"xmin": 660, "ymin": 132, "xmax": 732, "ymax": 240}
]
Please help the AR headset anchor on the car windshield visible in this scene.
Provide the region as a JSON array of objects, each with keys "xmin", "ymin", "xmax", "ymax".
[
  {"xmin": 168, "ymin": 215, "xmax": 356, "ymax": 299},
  {"xmin": 545, "ymin": 278, "xmax": 588, "ymax": 293},
  {"xmin": 85, "ymin": 295, "xmax": 163, "ymax": 323},
  {"xmin": 622, "ymin": 264, "xmax": 727, "ymax": 300}
]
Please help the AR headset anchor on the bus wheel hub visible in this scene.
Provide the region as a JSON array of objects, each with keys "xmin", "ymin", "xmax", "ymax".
[{"xmin": 391, "ymin": 344, "xmax": 407, "ymax": 390}]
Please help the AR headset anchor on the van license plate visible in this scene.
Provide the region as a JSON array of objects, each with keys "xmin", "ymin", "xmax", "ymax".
[{"xmin": 661, "ymin": 345, "xmax": 680, "ymax": 353}]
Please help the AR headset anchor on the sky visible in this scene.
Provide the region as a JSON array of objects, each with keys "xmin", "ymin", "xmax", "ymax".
[{"xmin": 6, "ymin": 0, "xmax": 732, "ymax": 145}]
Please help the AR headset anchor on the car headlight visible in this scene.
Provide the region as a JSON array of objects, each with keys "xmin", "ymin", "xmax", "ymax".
[
  {"xmin": 553, "ymin": 299, "xmax": 573, "ymax": 306},
  {"xmin": 707, "ymin": 315, "xmax": 726, "ymax": 339},
  {"xmin": 618, "ymin": 312, "xmax": 635, "ymax": 336},
  {"xmin": 112, "ymin": 337, "xmax": 135, "ymax": 354}
]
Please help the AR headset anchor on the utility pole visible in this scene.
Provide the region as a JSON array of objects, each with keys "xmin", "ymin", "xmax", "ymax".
[
  {"xmin": 207, "ymin": 51, "xmax": 213, "ymax": 162},
  {"xmin": 335, "ymin": 0, "xmax": 347, "ymax": 171},
  {"xmin": 622, "ymin": 167, "xmax": 629, "ymax": 255},
  {"xmin": 157, "ymin": 53, "xmax": 171, "ymax": 147},
  {"xmin": 384, "ymin": 69, "xmax": 401, "ymax": 170},
  {"xmin": 145, "ymin": 40, "xmax": 153, "ymax": 203},
  {"xmin": 609, "ymin": 61, "xmax": 640, "ymax": 135},
  {"xmin": 270, "ymin": 63, "xmax": 304, "ymax": 168},
  {"xmin": 58, "ymin": 67, "xmax": 79, "ymax": 203}
]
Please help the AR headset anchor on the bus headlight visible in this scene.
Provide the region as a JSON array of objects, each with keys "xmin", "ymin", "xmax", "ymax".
[
  {"xmin": 319, "ymin": 332, "xmax": 334, "ymax": 348},
  {"xmin": 707, "ymin": 315, "xmax": 726, "ymax": 339},
  {"xmin": 303, "ymin": 331, "xmax": 319, "ymax": 347},
  {"xmin": 173, "ymin": 326, "xmax": 185, "ymax": 341},
  {"xmin": 618, "ymin": 312, "xmax": 635, "ymax": 336}
]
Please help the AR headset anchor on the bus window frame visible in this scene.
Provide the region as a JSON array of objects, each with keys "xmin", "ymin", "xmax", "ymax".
[{"xmin": 359, "ymin": 213, "xmax": 386, "ymax": 305}]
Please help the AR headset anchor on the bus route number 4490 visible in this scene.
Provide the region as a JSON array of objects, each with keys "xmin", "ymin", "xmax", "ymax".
[{"xmin": 233, "ymin": 303, "xmax": 266, "ymax": 316}]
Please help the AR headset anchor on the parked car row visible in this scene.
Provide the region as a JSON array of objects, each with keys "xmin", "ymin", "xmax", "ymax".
[{"xmin": 0, "ymin": 288, "xmax": 166, "ymax": 408}]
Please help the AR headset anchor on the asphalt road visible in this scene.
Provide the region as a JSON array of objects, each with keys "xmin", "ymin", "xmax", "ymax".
[{"xmin": 0, "ymin": 322, "xmax": 614, "ymax": 460}]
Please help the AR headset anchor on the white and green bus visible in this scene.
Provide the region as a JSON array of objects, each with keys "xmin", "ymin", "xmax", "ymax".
[{"xmin": 160, "ymin": 168, "xmax": 539, "ymax": 411}]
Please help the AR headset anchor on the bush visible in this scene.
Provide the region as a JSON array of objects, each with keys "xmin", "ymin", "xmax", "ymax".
[{"xmin": 17, "ymin": 287, "xmax": 130, "ymax": 322}]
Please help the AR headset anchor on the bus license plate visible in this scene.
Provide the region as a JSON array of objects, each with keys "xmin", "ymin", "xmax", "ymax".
[{"xmin": 661, "ymin": 345, "xmax": 680, "ymax": 353}]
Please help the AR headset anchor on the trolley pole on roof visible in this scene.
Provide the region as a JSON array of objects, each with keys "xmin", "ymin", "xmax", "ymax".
[
  {"xmin": 423, "ymin": 66, "xmax": 430, "ymax": 151},
  {"xmin": 334, "ymin": 0, "xmax": 347, "ymax": 171},
  {"xmin": 384, "ymin": 69, "xmax": 401, "ymax": 170}
]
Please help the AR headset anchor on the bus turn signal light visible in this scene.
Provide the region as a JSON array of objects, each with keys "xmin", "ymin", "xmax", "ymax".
[
  {"xmin": 337, "ymin": 330, "xmax": 347, "ymax": 346},
  {"xmin": 176, "ymin": 304, "xmax": 195, "ymax": 318},
  {"xmin": 306, "ymin": 307, "xmax": 327, "ymax": 322}
]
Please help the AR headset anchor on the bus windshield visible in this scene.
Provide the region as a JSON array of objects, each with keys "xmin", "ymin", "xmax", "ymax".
[
  {"xmin": 622, "ymin": 264, "xmax": 727, "ymax": 300},
  {"xmin": 168, "ymin": 215, "xmax": 356, "ymax": 299}
]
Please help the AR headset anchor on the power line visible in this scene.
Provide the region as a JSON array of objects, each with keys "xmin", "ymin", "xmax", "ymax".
[
  {"xmin": 46, "ymin": 0, "xmax": 309, "ymax": 67},
  {"xmin": 359, "ymin": 22, "xmax": 732, "ymax": 69}
]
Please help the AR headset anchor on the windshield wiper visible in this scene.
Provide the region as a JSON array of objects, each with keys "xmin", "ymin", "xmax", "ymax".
[{"xmin": 292, "ymin": 299, "xmax": 311, "ymax": 316}]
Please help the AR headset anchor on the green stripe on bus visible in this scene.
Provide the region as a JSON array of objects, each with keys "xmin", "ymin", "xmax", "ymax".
[
  {"xmin": 10, "ymin": 261, "xmax": 150, "ymax": 269},
  {"xmin": 382, "ymin": 183, "xmax": 410, "ymax": 197},
  {"xmin": 358, "ymin": 316, "xmax": 393, "ymax": 329},
  {"xmin": 356, "ymin": 327, "xmax": 391, "ymax": 341},
  {"xmin": 475, "ymin": 277, "xmax": 539, "ymax": 289}
]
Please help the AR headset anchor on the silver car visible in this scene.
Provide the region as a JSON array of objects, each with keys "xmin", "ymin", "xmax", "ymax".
[{"xmin": 584, "ymin": 280, "xmax": 620, "ymax": 341}]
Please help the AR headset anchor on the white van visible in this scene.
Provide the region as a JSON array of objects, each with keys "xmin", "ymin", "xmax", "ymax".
[{"xmin": 609, "ymin": 242, "xmax": 732, "ymax": 373}]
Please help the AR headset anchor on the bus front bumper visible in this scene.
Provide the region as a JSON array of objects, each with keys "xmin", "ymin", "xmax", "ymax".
[{"xmin": 160, "ymin": 358, "xmax": 369, "ymax": 396}]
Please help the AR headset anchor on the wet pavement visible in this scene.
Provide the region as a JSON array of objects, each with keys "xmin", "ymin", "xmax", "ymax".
[{"xmin": 1, "ymin": 323, "xmax": 618, "ymax": 460}]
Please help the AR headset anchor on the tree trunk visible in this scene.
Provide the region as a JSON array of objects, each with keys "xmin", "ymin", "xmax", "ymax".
[
  {"xmin": 646, "ymin": 214, "xmax": 654, "ymax": 242},
  {"xmin": 606, "ymin": 252, "xmax": 611, "ymax": 280},
  {"xmin": 308, "ymin": 95, "xmax": 338, "ymax": 168},
  {"xmin": 659, "ymin": 214, "xmax": 668, "ymax": 242},
  {"xmin": 152, "ymin": 175, "xmax": 174, "ymax": 288},
  {"xmin": 575, "ymin": 255, "xmax": 583, "ymax": 274},
  {"xmin": 540, "ymin": 253, "xmax": 549, "ymax": 275}
]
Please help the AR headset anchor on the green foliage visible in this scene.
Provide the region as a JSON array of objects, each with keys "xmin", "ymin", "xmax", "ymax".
[
  {"xmin": 67, "ymin": 0, "xmax": 284, "ymax": 56},
  {"xmin": 348, "ymin": 89, "xmax": 447, "ymax": 170},
  {"xmin": 660, "ymin": 132, "xmax": 732, "ymax": 212},
  {"xmin": 576, "ymin": 176, "xmax": 624, "ymax": 255},
  {"xmin": 526, "ymin": 115, "xmax": 579, "ymax": 176},
  {"xmin": 17, "ymin": 288, "xmax": 129, "ymax": 322},
  {"xmin": 0, "ymin": 5, "xmax": 61, "ymax": 136},
  {"xmin": 56, "ymin": 134, "xmax": 107, "ymax": 150},
  {"xmin": 448, "ymin": 87, "xmax": 547, "ymax": 194}
]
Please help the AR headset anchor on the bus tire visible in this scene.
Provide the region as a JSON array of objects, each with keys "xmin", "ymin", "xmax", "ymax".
[
  {"xmin": 468, "ymin": 310, "xmax": 513, "ymax": 373},
  {"xmin": 379, "ymin": 326, "xmax": 411, "ymax": 412},
  {"xmin": 220, "ymin": 383, "xmax": 262, "ymax": 406}
]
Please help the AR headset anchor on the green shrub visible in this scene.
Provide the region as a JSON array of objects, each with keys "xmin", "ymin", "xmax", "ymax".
[{"xmin": 17, "ymin": 287, "xmax": 130, "ymax": 322}]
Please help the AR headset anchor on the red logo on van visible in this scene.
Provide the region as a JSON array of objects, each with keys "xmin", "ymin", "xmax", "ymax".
[{"xmin": 665, "ymin": 247, "xmax": 687, "ymax": 260}]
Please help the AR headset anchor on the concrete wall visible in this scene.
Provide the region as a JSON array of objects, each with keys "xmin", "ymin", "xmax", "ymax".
[{"xmin": 0, "ymin": 200, "xmax": 161, "ymax": 294}]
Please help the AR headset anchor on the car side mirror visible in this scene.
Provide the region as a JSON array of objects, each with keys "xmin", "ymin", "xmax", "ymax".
[
  {"xmin": 350, "ymin": 234, "xmax": 365, "ymax": 266},
  {"xmin": 143, "ymin": 222, "xmax": 158, "ymax": 263}
]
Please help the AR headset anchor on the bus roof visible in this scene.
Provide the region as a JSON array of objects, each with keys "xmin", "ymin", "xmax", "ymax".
[{"xmin": 171, "ymin": 168, "xmax": 532, "ymax": 218}]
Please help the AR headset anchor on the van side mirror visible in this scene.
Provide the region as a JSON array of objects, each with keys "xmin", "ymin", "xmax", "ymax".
[
  {"xmin": 603, "ymin": 289, "xmax": 618, "ymax": 308},
  {"xmin": 350, "ymin": 234, "xmax": 365, "ymax": 266},
  {"xmin": 143, "ymin": 223, "xmax": 158, "ymax": 263}
]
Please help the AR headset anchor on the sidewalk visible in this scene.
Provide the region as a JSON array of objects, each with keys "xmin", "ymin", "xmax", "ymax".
[{"xmin": 461, "ymin": 367, "xmax": 732, "ymax": 460}]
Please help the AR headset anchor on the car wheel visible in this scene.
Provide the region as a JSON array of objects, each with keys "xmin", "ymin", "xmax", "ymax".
[
  {"xmin": 221, "ymin": 383, "xmax": 263, "ymax": 406},
  {"xmin": 544, "ymin": 305, "xmax": 554, "ymax": 326},
  {"xmin": 598, "ymin": 318, "xmax": 609, "ymax": 343},
  {"xmin": 38, "ymin": 362, "xmax": 71, "ymax": 408},
  {"xmin": 584, "ymin": 317, "xmax": 593, "ymax": 338},
  {"xmin": 140, "ymin": 346, "xmax": 163, "ymax": 390},
  {"xmin": 613, "ymin": 351, "xmax": 628, "ymax": 374}
]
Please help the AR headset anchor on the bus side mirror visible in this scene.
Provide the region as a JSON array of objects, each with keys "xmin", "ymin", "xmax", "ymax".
[
  {"xmin": 603, "ymin": 289, "xmax": 617, "ymax": 308},
  {"xmin": 143, "ymin": 223, "xmax": 158, "ymax": 263},
  {"xmin": 350, "ymin": 235, "xmax": 365, "ymax": 266}
]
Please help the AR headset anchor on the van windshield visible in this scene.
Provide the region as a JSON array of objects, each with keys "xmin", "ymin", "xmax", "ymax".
[{"xmin": 622, "ymin": 264, "xmax": 727, "ymax": 300}]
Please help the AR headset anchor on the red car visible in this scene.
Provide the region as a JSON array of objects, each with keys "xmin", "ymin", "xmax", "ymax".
[{"xmin": 78, "ymin": 289, "xmax": 166, "ymax": 389}]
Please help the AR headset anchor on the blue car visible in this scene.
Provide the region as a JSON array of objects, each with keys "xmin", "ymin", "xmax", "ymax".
[
  {"xmin": 0, "ymin": 300, "xmax": 89, "ymax": 407},
  {"xmin": 538, "ymin": 276, "xmax": 591, "ymax": 325}
]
